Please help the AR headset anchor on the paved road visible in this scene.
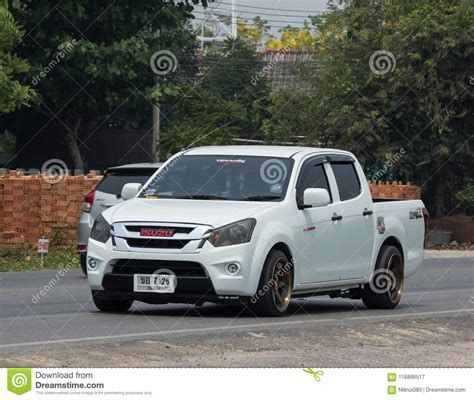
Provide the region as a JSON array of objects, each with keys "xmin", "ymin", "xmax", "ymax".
[{"xmin": 0, "ymin": 256, "xmax": 472, "ymax": 358}]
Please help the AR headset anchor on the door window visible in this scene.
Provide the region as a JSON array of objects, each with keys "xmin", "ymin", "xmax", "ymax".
[
  {"xmin": 296, "ymin": 162, "xmax": 331, "ymax": 205},
  {"xmin": 331, "ymin": 162, "xmax": 361, "ymax": 201}
]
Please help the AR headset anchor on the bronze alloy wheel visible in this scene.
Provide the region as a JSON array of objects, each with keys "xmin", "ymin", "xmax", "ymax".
[
  {"xmin": 271, "ymin": 257, "xmax": 292, "ymax": 312},
  {"xmin": 387, "ymin": 253, "xmax": 404, "ymax": 303}
]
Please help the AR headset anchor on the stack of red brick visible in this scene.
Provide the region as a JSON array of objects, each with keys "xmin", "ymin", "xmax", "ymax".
[
  {"xmin": 369, "ymin": 181, "xmax": 421, "ymax": 200},
  {"xmin": 0, "ymin": 171, "xmax": 101, "ymax": 247},
  {"xmin": 0, "ymin": 172, "xmax": 422, "ymax": 247}
]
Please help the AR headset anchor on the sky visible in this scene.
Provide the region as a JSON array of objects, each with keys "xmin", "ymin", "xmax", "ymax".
[{"xmin": 193, "ymin": 0, "xmax": 332, "ymax": 39}]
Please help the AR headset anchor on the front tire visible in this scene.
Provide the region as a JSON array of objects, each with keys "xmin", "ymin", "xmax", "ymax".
[
  {"xmin": 362, "ymin": 245, "xmax": 404, "ymax": 309},
  {"xmin": 92, "ymin": 290, "xmax": 133, "ymax": 312},
  {"xmin": 250, "ymin": 250, "xmax": 293, "ymax": 317}
]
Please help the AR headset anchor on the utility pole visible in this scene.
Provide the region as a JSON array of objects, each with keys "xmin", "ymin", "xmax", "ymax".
[
  {"xmin": 231, "ymin": 0, "xmax": 237, "ymax": 39},
  {"xmin": 151, "ymin": 26, "xmax": 160, "ymax": 163},
  {"xmin": 152, "ymin": 104, "xmax": 160, "ymax": 162}
]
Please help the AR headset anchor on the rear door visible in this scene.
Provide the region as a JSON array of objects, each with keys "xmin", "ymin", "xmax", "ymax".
[
  {"xmin": 91, "ymin": 169, "xmax": 156, "ymax": 220},
  {"xmin": 328, "ymin": 158, "xmax": 374, "ymax": 280}
]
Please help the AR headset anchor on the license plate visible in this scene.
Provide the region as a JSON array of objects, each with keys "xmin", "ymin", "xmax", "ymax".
[{"xmin": 133, "ymin": 274, "xmax": 176, "ymax": 293}]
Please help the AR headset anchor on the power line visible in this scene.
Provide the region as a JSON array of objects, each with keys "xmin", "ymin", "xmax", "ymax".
[
  {"xmin": 197, "ymin": 8, "xmax": 316, "ymax": 18},
  {"xmin": 193, "ymin": 13, "xmax": 311, "ymax": 25},
  {"xmin": 192, "ymin": 17, "xmax": 310, "ymax": 28},
  {"xmin": 212, "ymin": 1, "xmax": 329, "ymax": 14}
]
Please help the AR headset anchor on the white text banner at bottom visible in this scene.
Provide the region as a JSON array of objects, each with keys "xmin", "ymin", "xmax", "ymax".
[{"xmin": 2, "ymin": 368, "xmax": 472, "ymax": 399}]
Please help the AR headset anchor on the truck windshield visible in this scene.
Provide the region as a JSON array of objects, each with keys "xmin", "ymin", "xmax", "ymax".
[{"xmin": 140, "ymin": 155, "xmax": 294, "ymax": 201}]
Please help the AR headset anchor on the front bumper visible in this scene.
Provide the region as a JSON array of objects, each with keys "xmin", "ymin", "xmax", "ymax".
[{"xmin": 87, "ymin": 236, "xmax": 266, "ymax": 299}]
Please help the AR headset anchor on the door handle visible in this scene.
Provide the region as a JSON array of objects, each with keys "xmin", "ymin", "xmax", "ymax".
[
  {"xmin": 363, "ymin": 208, "xmax": 373, "ymax": 216},
  {"xmin": 332, "ymin": 213, "xmax": 343, "ymax": 221}
]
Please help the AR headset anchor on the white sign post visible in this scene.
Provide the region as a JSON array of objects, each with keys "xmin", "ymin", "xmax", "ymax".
[{"xmin": 38, "ymin": 238, "xmax": 49, "ymax": 269}]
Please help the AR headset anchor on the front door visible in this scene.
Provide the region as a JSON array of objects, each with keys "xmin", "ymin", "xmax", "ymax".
[{"xmin": 296, "ymin": 157, "xmax": 343, "ymax": 283}]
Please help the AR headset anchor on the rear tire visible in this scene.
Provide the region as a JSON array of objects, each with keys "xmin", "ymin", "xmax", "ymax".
[
  {"xmin": 80, "ymin": 253, "xmax": 87, "ymax": 276},
  {"xmin": 362, "ymin": 245, "xmax": 404, "ymax": 309},
  {"xmin": 250, "ymin": 249, "xmax": 293, "ymax": 317},
  {"xmin": 92, "ymin": 290, "xmax": 133, "ymax": 312}
]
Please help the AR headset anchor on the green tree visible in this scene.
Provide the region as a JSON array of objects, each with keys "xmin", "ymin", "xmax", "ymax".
[
  {"xmin": 265, "ymin": 0, "xmax": 473, "ymax": 216},
  {"xmin": 160, "ymin": 85, "xmax": 246, "ymax": 158},
  {"xmin": 202, "ymin": 37, "xmax": 270, "ymax": 135},
  {"xmin": 13, "ymin": 0, "xmax": 210, "ymax": 169},
  {"xmin": 161, "ymin": 37, "xmax": 269, "ymax": 156},
  {"xmin": 0, "ymin": 0, "xmax": 35, "ymax": 113}
]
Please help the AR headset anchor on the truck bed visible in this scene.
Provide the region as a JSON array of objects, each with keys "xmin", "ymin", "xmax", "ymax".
[{"xmin": 373, "ymin": 199, "xmax": 425, "ymax": 277}]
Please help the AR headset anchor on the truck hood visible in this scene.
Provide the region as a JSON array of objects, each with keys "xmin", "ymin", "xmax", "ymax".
[{"xmin": 103, "ymin": 198, "xmax": 277, "ymax": 228}]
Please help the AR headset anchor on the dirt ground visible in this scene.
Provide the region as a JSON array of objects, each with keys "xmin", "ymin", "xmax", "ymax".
[{"xmin": 2, "ymin": 316, "xmax": 472, "ymax": 368}]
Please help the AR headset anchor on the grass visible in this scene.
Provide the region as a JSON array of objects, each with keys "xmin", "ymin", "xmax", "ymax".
[{"xmin": 0, "ymin": 245, "xmax": 81, "ymax": 272}]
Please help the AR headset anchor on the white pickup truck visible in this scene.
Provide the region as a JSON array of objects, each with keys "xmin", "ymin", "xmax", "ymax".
[{"xmin": 87, "ymin": 146, "xmax": 427, "ymax": 316}]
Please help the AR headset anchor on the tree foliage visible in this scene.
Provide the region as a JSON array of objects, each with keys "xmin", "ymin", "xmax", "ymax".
[
  {"xmin": 0, "ymin": 2, "xmax": 35, "ymax": 113},
  {"xmin": 161, "ymin": 37, "xmax": 270, "ymax": 157},
  {"xmin": 264, "ymin": 0, "xmax": 473, "ymax": 216},
  {"xmin": 12, "ymin": 0, "xmax": 209, "ymax": 169},
  {"xmin": 237, "ymin": 17, "xmax": 271, "ymax": 48},
  {"xmin": 265, "ymin": 24, "xmax": 317, "ymax": 51}
]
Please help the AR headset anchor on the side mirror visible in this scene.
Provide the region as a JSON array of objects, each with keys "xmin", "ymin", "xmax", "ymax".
[
  {"xmin": 300, "ymin": 188, "xmax": 330, "ymax": 209},
  {"xmin": 121, "ymin": 183, "xmax": 143, "ymax": 201}
]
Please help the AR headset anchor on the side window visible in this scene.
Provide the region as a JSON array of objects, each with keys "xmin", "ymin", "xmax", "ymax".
[
  {"xmin": 331, "ymin": 162, "xmax": 361, "ymax": 201},
  {"xmin": 296, "ymin": 163, "xmax": 331, "ymax": 204}
]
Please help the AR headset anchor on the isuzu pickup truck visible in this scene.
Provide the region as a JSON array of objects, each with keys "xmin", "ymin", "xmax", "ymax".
[{"xmin": 87, "ymin": 146, "xmax": 427, "ymax": 316}]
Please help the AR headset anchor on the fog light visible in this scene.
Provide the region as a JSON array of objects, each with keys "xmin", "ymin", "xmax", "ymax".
[
  {"xmin": 88, "ymin": 257, "xmax": 97, "ymax": 269},
  {"xmin": 227, "ymin": 263, "xmax": 240, "ymax": 275}
]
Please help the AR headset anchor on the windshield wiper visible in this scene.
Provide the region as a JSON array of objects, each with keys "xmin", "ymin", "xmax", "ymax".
[
  {"xmin": 175, "ymin": 195, "xmax": 228, "ymax": 200},
  {"xmin": 243, "ymin": 195, "xmax": 282, "ymax": 201}
]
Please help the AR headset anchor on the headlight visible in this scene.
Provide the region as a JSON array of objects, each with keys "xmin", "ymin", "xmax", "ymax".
[
  {"xmin": 208, "ymin": 218, "xmax": 256, "ymax": 247},
  {"xmin": 90, "ymin": 214, "xmax": 111, "ymax": 243}
]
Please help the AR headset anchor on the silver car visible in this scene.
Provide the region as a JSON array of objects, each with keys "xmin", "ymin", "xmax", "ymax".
[{"xmin": 77, "ymin": 163, "xmax": 162, "ymax": 274}]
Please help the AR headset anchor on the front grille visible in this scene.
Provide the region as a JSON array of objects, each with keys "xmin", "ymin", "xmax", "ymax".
[
  {"xmin": 125, "ymin": 225, "xmax": 194, "ymax": 234},
  {"xmin": 125, "ymin": 238, "xmax": 190, "ymax": 249},
  {"xmin": 112, "ymin": 222, "xmax": 212, "ymax": 253},
  {"xmin": 112, "ymin": 259, "xmax": 206, "ymax": 277}
]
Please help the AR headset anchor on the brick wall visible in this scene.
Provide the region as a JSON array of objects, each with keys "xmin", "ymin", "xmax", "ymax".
[
  {"xmin": 0, "ymin": 172, "xmax": 421, "ymax": 246},
  {"xmin": 0, "ymin": 172, "xmax": 101, "ymax": 247}
]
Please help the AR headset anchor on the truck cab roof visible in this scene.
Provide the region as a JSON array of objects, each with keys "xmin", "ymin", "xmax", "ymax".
[{"xmin": 183, "ymin": 145, "xmax": 354, "ymax": 159}]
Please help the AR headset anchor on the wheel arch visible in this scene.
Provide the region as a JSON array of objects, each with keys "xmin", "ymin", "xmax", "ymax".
[
  {"xmin": 380, "ymin": 236, "xmax": 404, "ymax": 262},
  {"xmin": 367, "ymin": 235, "xmax": 405, "ymax": 283},
  {"xmin": 266, "ymin": 242, "xmax": 295, "ymax": 286},
  {"xmin": 270, "ymin": 242, "xmax": 294, "ymax": 263}
]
